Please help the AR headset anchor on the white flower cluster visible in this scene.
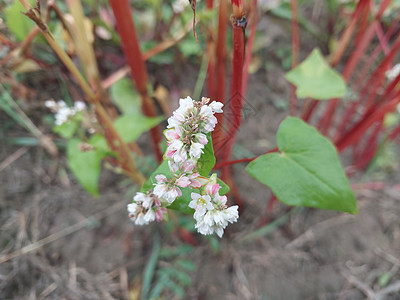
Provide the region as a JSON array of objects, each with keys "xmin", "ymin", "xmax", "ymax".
[
  {"xmin": 172, "ymin": 0, "xmax": 190, "ymax": 14},
  {"xmin": 128, "ymin": 96, "xmax": 239, "ymax": 238},
  {"xmin": 45, "ymin": 100, "xmax": 85, "ymax": 125},
  {"xmin": 189, "ymin": 174, "xmax": 238, "ymax": 238},
  {"xmin": 127, "ymin": 192, "xmax": 167, "ymax": 225}
]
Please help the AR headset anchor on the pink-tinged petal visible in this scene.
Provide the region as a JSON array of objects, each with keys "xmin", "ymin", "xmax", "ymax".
[
  {"xmin": 166, "ymin": 149, "xmax": 176, "ymax": 158},
  {"xmin": 181, "ymin": 159, "xmax": 196, "ymax": 172},
  {"xmin": 176, "ymin": 176, "xmax": 190, "ymax": 188},
  {"xmin": 155, "ymin": 174, "xmax": 167, "ymax": 183},
  {"xmin": 206, "ymin": 183, "xmax": 220, "ymax": 195},
  {"xmin": 219, "ymin": 195, "xmax": 228, "ymax": 206},
  {"xmin": 156, "ymin": 210, "xmax": 163, "ymax": 222},
  {"xmin": 189, "ymin": 179, "xmax": 201, "ymax": 188},
  {"xmin": 165, "ymin": 128, "xmax": 181, "ymax": 140},
  {"xmin": 196, "ymin": 133, "xmax": 208, "ymax": 145},
  {"xmin": 168, "ymin": 161, "xmax": 179, "ymax": 173}
]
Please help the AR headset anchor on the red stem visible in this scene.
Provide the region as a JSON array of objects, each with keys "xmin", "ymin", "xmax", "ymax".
[
  {"xmin": 334, "ymin": 32, "xmax": 400, "ymax": 141},
  {"xmin": 109, "ymin": 0, "xmax": 163, "ymax": 162},
  {"xmin": 301, "ymin": 0, "xmax": 366, "ymax": 123},
  {"xmin": 212, "ymin": 0, "xmax": 228, "ymax": 156},
  {"xmin": 336, "ymin": 92, "xmax": 400, "ymax": 151},
  {"xmin": 206, "ymin": 0, "xmax": 213, "ymax": 9},
  {"xmin": 289, "ymin": 0, "xmax": 299, "ymax": 116},
  {"xmin": 318, "ymin": 21, "xmax": 377, "ymax": 135},
  {"xmin": 221, "ymin": 18, "xmax": 245, "ymax": 163}
]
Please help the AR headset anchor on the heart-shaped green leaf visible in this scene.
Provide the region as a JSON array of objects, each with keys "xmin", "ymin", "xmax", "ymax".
[
  {"xmin": 67, "ymin": 137, "xmax": 107, "ymax": 196},
  {"xmin": 246, "ymin": 117, "xmax": 357, "ymax": 214},
  {"xmin": 285, "ymin": 48, "xmax": 346, "ymax": 100},
  {"xmin": 110, "ymin": 78, "xmax": 142, "ymax": 115},
  {"xmin": 114, "ymin": 114, "xmax": 164, "ymax": 143},
  {"xmin": 5, "ymin": 1, "xmax": 34, "ymax": 42}
]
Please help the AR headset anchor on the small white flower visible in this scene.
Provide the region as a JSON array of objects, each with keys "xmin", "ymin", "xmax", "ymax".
[
  {"xmin": 189, "ymin": 142, "xmax": 204, "ymax": 159},
  {"xmin": 209, "ymin": 101, "xmax": 223, "ymax": 113},
  {"xmin": 127, "ymin": 203, "xmax": 139, "ymax": 216},
  {"xmin": 194, "ymin": 133, "xmax": 208, "ymax": 145},
  {"xmin": 386, "ymin": 63, "xmax": 400, "ymax": 81},
  {"xmin": 189, "ymin": 193, "xmax": 214, "ymax": 220},
  {"xmin": 134, "ymin": 212, "xmax": 147, "ymax": 225},
  {"xmin": 74, "ymin": 101, "xmax": 85, "ymax": 111},
  {"xmin": 133, "ymin": 192, "xmax": 153, "ymax": 209},
  {"xmin": 144, "ymin": 209, "xmax": 156, "ymax": 223},
  {"xmin": 172, "ymin": 0, "xmax": 189, "ymax": 13}
]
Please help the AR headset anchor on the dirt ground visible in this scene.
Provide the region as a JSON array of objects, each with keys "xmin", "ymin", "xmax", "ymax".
[{"xmin": 1, "ymin": 11, "xmax": 400, "ymax": 300}]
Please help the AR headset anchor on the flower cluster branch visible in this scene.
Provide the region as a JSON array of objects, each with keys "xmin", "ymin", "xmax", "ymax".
[{"xmin": 128, "ymin": 96, "xmax": 239, "ymax": 238}]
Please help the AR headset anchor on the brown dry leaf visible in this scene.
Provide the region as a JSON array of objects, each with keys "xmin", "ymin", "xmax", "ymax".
[
  {"xmin": 12, "ymin": 58, "xmax": 41, "ymax": 73},
  {"xmin": 189, "ymin": 0, "xmax": 198, "ymax": 42},
  {"xmin": 153, "ymin": 84, "xmax": 171, "ymax": 116},
  {"xmin": 62, "ymin": 14, "xmax": 94, "ymax": 54},
  {"xmin": 128, "ymin": 275, "xmax": 142, "ymax": 300}
]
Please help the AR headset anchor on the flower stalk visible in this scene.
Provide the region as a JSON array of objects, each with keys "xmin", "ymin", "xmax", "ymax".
[{"xmin": 19, "ymin": 0, "xmax": 146, "ymax": 186}]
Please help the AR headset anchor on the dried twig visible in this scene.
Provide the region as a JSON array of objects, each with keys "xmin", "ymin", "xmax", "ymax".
[
  {"xmin": 341, "ymin": 270, "xmax": 378, "ymax": 300},
  {"xmin": 0, "ymin": 147, "xmax": 28, "ymax": 172}
]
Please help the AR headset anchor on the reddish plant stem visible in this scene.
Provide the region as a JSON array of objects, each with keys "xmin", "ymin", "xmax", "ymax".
[
  {"xmin": 109, "ymin": 0, "xmax": 162, "ymax": 163},
  {"xmin": 214, "ymin": 157, "xmax": 254, "ymax": 169},
  {"xmin": 289, "ymin": 0, "xmax": 299, "ymax": 116},
  {"xmin": 301, "ymin": 0, "xmax": 366, "ymax": 122},
  {"xmin": 319, "ymin": 0, "xmax": 392, "ymax": 135},
  {"xmin": 336, "ymin": 91, "xmax": 400, "ymax": 151},
  {"xmin": 352, "ymin": 22, "xmax": 396, "ymax": 93},
  {"xmin": 318, "ymin": 21, "xmax": 377, "ymax": 134},
  {"xmin": 242, "ymin": 0, "xmax": 258, "ymax": 96},
  {"xmin": 212, "ymin": 0, "xmax": 228, "ymax": 156},
  {"xmin": 374, "ymin": 23, "xmax": 390, "ymax": 55},
  {"xmin": 213, "ymin": 147, "xmax": 278, "ymax": 169},
  {"xmin": 330, "ymin": 0, "xmax": 367, "ymax": 67},
  {"xmin": 258, "ymin": 195, "xmax": 278, "ymax": 227},
  {"xmin": 375, "ymin": 0, "xmax": 393, "ymax": 19},
  {"xmin": 354, "ymin": 0, "xmax": 370, "ymax": 45},
  {"xmin": 222, "ymin": 22, "xmax": 245, "ymax": 163},
  {"xmin": 353, "ymin": 121, "xmax": 382, "ymax": 169},
  {"xmin": 334, "ymin": 33, "xmax": 400, "ymax": 140}
]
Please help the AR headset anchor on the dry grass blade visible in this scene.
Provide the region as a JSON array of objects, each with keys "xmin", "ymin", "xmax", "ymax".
[{"xmin": 0, "ymin": 146, "xmax": 28, "ymax": 172}]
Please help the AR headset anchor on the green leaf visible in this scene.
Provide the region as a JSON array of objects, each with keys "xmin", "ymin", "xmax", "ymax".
[
  {"xmin": 53, "ymin": 120, "xmax": 79, "ymax": 139},
  {"xmin": 246, "ymin": 117, "xmax": 357, "ymax": 214},
  {"xmin": 67, "ymin": 138, "xmax": 106, "ymax": 196},
  {"xmin": 110, "ymin": 78, "xmax": 142, "ymax": 115},
  {"xmin": 217, "ymin": 178, "xmax": 230, "ymax": 195},
  {"xmin": 197, "ymin": 132, "xmax": 216, "ymax": 176},
  {"xmin": 5, "ymin": 1, "xmax": 35, "ymax": 41},
  {"xmin": 378, "ymin": 272, "xmax": 391, "ymax": 287},
  {"xmin": 285, "ymin": 48, "xmax": 346, "ymax": 100},
  {"xmin": 114, "ymin": 114, "xmax": 164, "ymax": 143}
]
